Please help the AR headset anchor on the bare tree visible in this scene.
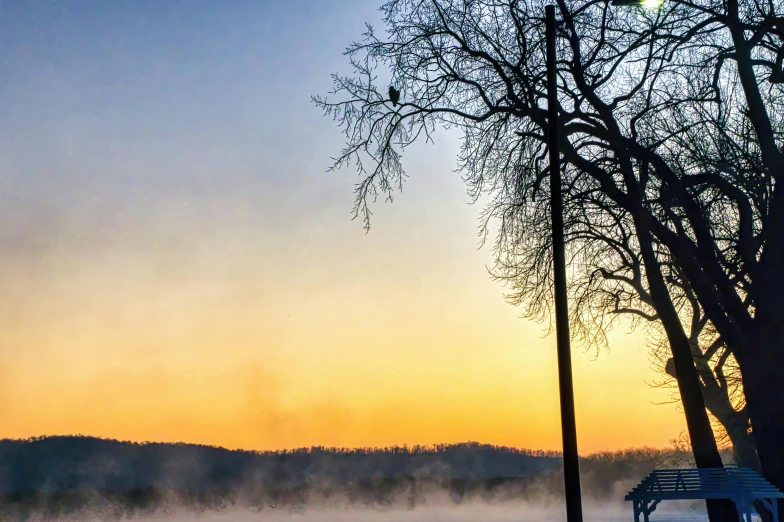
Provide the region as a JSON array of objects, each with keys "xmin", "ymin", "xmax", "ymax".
[
  {"xmin": 493, "ymin": 159, "xmax": 760, "ymax": 467},
  {"xmin": 489, "ymin": 151, "xmax": 758, "ymax": 519},
  {"xmin": 314, "ymin": 0, "xmax": 783, "ymax": 518},
  {"xmin": 645, "ymin": 270, "xmax": 768, "ymax": 518},
  {"xmin": 491, "ymin": 136, "xmax": 767, "ymax": 510},
  {"xmin": 653, "ymin": 337, "xmax": 758, "ymax": 461},
  {"xmin": 643, "ymin": 267, "xmax": 760, "ymax": 474}
]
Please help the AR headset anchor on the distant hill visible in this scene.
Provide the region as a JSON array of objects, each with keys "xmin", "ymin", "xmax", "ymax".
[
  {"xmin": 0, "ymin": 436, "xmax": 560, "ymax": 496},
  {"xmin": 0, "ymin": 435, "xmax": 713, "ymax": 519}
]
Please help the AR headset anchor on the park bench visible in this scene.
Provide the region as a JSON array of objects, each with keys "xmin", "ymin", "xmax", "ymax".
[{"xmin": 625, "ymin": 467, "xmax": 784, "ymax": 522}]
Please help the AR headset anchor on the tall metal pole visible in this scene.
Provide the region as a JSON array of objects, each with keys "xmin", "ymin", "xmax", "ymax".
[{"xmin": 545, "ymin": 6, "xmax": 584, "ymax": 522}]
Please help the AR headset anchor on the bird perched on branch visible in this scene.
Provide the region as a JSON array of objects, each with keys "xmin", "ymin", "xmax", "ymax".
[{"xmin": 389, "ymin": 86, "xmax": 400, "ymax": 106}]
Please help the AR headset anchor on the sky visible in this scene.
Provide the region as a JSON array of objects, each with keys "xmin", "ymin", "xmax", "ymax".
[{"xmin": 0, "ymin": 0, "xmax": 689, "ymax": 454}]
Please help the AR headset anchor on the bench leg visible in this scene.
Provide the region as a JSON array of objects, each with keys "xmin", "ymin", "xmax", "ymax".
[{"xmin": 730, "ymin": 500, "xmax": 749, "ymax": 522}]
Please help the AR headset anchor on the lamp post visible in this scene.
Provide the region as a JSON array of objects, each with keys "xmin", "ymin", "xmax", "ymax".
[{"xmin": 544, "ymin": 6, "xmax": 584, "ymax": 522}]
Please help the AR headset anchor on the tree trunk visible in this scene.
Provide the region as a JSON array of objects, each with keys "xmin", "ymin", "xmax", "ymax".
[
  {"xmin": 711, "ymin": 403, "xmax": 769, "ymax": 522},
  {"xmin": 723, "ymin": 411, "xmax": 761, "ymax": 472},
  {"xmin": 635, "ymin": 218, "xmax": 739, "ymax": 522},
  {"xmin": 670, "ymin": 351, "xmax": 771, "ymax": 522},
  {"xmin": 736, "ymin": 324, "xmax": 784, "ymax": 518},
  {"xmin": 737, "ymin": 174, "xmax": 784, "ymax": 518},
  {"xmin": 658, "ymin": 323, "xmax": 739, "ymax": 522},
  {"xmin": 665, "ymin": 356, "xmax": 760, "ymax": 470}
]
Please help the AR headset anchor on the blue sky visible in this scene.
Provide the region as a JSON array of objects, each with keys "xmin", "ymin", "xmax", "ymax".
[{"xmin": 2, "ymin": 1, "xmax": 377, "ymax": 208}]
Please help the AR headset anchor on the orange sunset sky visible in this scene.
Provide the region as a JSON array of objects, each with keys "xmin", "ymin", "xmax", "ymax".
[{"xmin": 0, "ymin": 0, "xmax": 688, "ymax": 454}]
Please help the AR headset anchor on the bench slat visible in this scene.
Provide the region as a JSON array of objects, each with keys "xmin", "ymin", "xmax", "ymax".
[
  {"xmin": 639, "ymin": 482, "xmax": 776, "ymax": 489},
  {"xmin": 635, "ymin": 484, "xmax": 778, "ymax": 491},
  {"xmin": 626, "ymin": 492, "xmax": 784, "ymax": 501},
  {"xmin": 630, "ymin": 484, "xmax": 780, "ymax": 491}
]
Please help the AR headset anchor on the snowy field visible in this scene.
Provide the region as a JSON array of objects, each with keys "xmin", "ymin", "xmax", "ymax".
[{"xmin": 21, "ymin": 503, "xmax": 717, "ymax": 522}]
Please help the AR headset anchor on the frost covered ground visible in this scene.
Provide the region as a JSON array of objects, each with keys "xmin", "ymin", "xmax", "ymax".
[{"xmin": 25, "ymin": 502, "xmax": 716, "ymax": 522}]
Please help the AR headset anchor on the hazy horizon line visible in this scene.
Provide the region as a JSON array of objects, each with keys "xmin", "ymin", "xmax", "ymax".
[{"xmin": 3, "ymin": 433, "xmax": 730, "ymax": 458}]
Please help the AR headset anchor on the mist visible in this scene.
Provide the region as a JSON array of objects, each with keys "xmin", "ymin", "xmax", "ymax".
[{"xmin": 8, "ymin": 498, "xmax": 709, "ymax": 522}]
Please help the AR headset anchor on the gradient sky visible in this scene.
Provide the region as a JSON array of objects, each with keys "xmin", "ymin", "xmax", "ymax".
[{"xmin": 0, "ymin": 0, "xmax": 688, "ymax": 454}]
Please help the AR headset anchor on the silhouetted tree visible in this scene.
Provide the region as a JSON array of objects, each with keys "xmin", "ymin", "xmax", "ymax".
[
  {"xmin": 505, "ymin": 196, "xmax": 758, "ymax": 474},
  {"xmin": 486, "ymin": 157, "xmax": 741, "ymax": 522},
  {"xmin": 646, "ymin": 298, "xmax": 771, "ymax": 520},
  {"xmin": 650, "ymin": 321, "xmax": 759, "ymax": 473},
  {"xmin": 315, "ymin": 0, "xmax": 784, "ymax": 519}
]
